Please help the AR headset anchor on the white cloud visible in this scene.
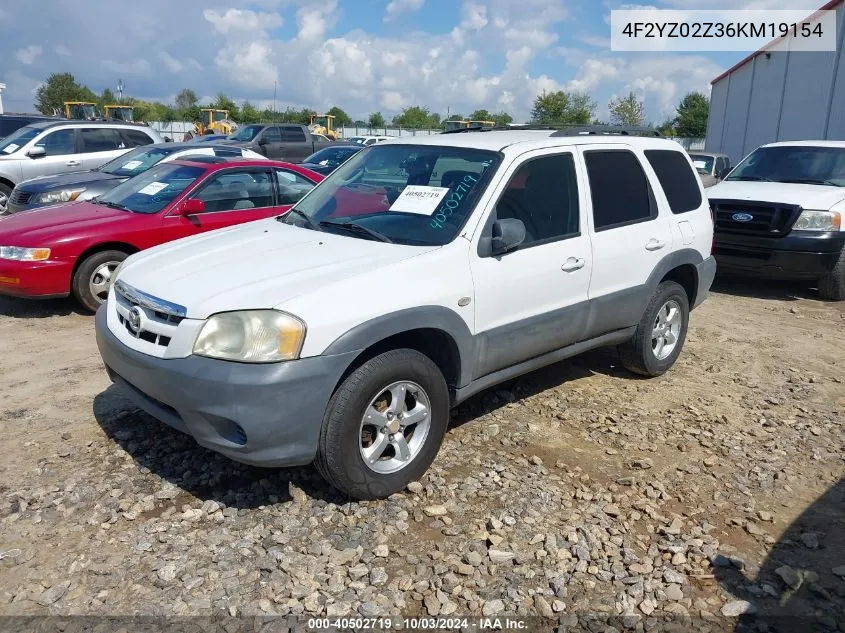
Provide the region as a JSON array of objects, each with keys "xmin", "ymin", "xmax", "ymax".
[
  {"xmin": 461, "ymin": 2, "xmax": 488, "ymax": 30},
  {"xmin": 158, "ymin": 52, "xmax": 202, "ymax": 74},
  {"xmin": 203, "ymin": 8, "xmax": 283, "ymax": 34},
  {"xmin": 384, "ymin": 0, "xmax": 424, "ymax": 22},
  {"xmin": 297, "ymin": 0, "xmax": 338, "ymax": 40},
  {"xmin": 15, "ymin": 45, "xmax": 42, "ymax": 65},
  {"xmin": 54, "ymin": 44, "xmax": 71, "ymax": 57}
]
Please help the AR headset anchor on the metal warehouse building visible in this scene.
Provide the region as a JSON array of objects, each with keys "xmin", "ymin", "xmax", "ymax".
[{"xmin": 705, "ymin": 0, "xmax": 845, "ymax": 164}]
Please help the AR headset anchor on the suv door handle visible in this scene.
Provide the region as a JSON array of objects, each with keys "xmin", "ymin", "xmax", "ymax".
[
  {"xmin": 561, "ymin": 257, "xmax": 585, "ymax": 272},
  {"xmin": 645, "ymin": 238, "xmax": 666, "ymax": 251},
  {"xmin": 66, "ymin": 160, "xmax": 81, "ymax": 167}
]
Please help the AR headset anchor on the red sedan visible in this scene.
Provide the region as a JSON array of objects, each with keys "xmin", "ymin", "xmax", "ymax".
[{"xmin": 0, "ymin": 157, "xmax": 323, "ymax": 311}]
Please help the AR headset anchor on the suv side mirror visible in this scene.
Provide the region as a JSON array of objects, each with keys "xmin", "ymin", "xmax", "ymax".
[
  {"xmin": 490, "ymin": 218, "xmax": 526, "ymax": 256},
  {"xmin": 27, "ymin": 146, "xmax": 46, "ymax": 159},
  {"xmin": 179, "ymin": 199, "xmax": 206, "ymax": 215}
]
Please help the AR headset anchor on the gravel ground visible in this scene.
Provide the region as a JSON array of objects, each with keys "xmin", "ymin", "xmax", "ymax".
[{"xmin": 0, "ymin": 281, "xmax": 843, "ymax": 629}]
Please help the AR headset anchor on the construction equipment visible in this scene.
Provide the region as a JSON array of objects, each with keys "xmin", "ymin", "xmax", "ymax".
[
  {"xmin": 309, "ymin": 114, "xmax": 339, "ymax": 140},
  {"xmin": 103, "ymin": 105, "xmax": 135, "ymax": 122},
  {"xmin": 194, "ymin": 109, "xmax": 238, "ymax": 136},
  {"xmin": 443, "ymin": 119, "xmax": 496, "ymax": 132},
  {"xmin": 64, "ymin": 101, "xmax": 98, "ymax": 120}
]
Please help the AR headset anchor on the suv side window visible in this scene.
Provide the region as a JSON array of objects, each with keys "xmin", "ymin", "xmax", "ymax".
[
  {"xmin": 80, "ymin": 128, "xmax": 125, "ymax": 152},
  {"xmin": 644, "ymin": 149, "xmax": 702, "ymax": 214},
  {"xmin": 260, "ymin": 127, "xmax": 281, "ymax": 143},
  {"xmin": 494, "ymin": 153, "xmax": 580, "ymax": 248},
  {"xmin": 585, "ymin": 150, "xmax": 656, "ymax": 231},
  {"xmin": 283, "ymin": 126, "xmax": 307, "ymax": 142},
  {"xmin": 120, "ymin": 129, "xmax": 154, "ymax": 148},
  {"xmin": 192, "ymin": 170, "xmax": 274, "ymax": 212},
  {"xmin": 35, "ymin": 129, "xmax": 76, "ymax": 156}
]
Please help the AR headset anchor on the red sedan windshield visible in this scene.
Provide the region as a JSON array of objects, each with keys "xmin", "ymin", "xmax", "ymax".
[{"xmin": 95, "ymin": 163, "xmax": 205, "ymax": 214}]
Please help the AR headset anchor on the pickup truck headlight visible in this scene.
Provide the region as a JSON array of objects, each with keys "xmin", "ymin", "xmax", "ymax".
[
  {"xmin": 34, "ymin": 188, "xmax": 86, "ymax": 204},
  {"xmin": 793, "ymin": 210, "xmax": 841, "ymax": 232},
  {"xmin": 109, "ymin": 260, "xmax": 125, "ymax": 291},
  {"xmin": 193, "ymin": 310, "xmax": 306, "ymax": 363},
  {"xmin": 0, "ymin": 246, "xmax": 51, "ymax": 261}
]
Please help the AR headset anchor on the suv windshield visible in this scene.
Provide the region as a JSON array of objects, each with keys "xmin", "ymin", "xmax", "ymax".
[
  {"xmin": 0, "ymin": 126, "xmax": 41, "ymax": 154},
  {"xmin": 229, "ymin": 125, "xmax": 263, "ymax": 142},
  {"xmin": 99, "ymin": 146, "xmax": 175, "ymax": 177},
  {"xmin": 727, "ymin": 145, "xmax": 845, "ymax": 186},
  {"xmin": 96, "ymin": 163, "xmax": 205, "ymax": 214},
  {"xmin": 688, "ymin": 154, "xmax": 714, "ymax": 175},
  {"xmin": 284, "ymin": 144, "xmax": 500, "ymax": 246}
]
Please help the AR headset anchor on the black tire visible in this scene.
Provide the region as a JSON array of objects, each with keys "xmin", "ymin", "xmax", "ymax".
[
  {"xmin": 0, "ymin": 182, "xmax": 12, "ymax": 215},
  {"xmin": 315, "ymin": 348, "xmax": 450, "ymax": 500},
  {"xmin": 72, "ymin": 250, "xmax": 128, "ymax": 313},
  {"xmin": 818, "ymin": 248, "xmax": 845, "ymax": 301},
  {"xmin": 618, "ymin": 281, "xmax": 690, "ymax": 377}
]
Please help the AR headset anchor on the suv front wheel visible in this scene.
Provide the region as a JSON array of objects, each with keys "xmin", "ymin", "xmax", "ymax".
[
  {"xmin": 315, "ymin": 348, "xmax": 450, "ymax": 500},
  {"xmin": 619, "ymin": 280, "xmax": 690, "ymax": 377}
]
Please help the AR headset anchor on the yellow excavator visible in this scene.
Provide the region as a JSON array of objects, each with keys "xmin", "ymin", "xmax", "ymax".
[
  {"xmin": 194, "ymin": 109, "xmax": 238, "ymax": 136},
  {"xmin": 64, "ymin": 101, "xmax": 98, "ymax": 120},
  {"xmin": 103, "ymin": 105, "xmax": 136, "ymax": 122},
  {"xmin": 309, "ymin": 114, "xmax": 340, "ymax": 140}
]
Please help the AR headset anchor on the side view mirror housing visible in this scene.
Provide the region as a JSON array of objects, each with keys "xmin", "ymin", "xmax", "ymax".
[
  {"xmin": 27, "ymin": 146, "xmax": 46, "ymax": 159},
  {"xmin": 178, "ymin": 199, "xmax": 206, "ymax": 215},
  {"xmin": 490, "ymin": 218, "xmax": 526, "ymax": 256}
]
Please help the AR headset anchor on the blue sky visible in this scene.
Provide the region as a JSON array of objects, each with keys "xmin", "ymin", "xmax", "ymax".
[{"xmin": 0, "ymin": 0, "xmax": 803, "ymax": 123}]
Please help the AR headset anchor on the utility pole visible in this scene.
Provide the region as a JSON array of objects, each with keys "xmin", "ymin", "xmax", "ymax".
[
  {"xmin": 117, "ymin": 79, "xmax": 124, "ymax": 103},
  {"xmin": 273, "ymin": 80, "xmax": 277, "ymax": 122},
  {"xmin": 0, "ymin": 83, "xmax": 6, "ymax": 115}
]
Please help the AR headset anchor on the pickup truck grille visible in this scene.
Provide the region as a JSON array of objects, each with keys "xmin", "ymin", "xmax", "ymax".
[
  {"xmin": 114, "ymin": 281, "xmax": 185, "ymax": 349},
  {"xmin": 710, "ymin": 200, "xmax": 801, "ymax": 236},
  {"xmin": 9, "ymin": 189, "xmax": 32, "ymax": 205}
]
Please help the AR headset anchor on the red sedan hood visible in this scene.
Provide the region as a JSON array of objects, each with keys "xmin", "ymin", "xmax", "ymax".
[{"xmin": 0, "ymin": 201, "xmax": 130, "ymax": 245}]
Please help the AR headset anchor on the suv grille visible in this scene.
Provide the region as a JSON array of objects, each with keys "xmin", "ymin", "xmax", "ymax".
[
  {"xmin": 9, "ymin": 189, "xmax": 32, "ymax": 205},
  {"xmin": 114, "ymin": 281, "xmax": 185, "ymax": 349},
  {"xmin": 710, "ymin": 200, "xmax": 801, "ymax": 236}
]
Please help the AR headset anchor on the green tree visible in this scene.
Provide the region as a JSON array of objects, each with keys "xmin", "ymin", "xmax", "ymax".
[
  {"xmin": 530, "ymin": 90, "xmax": 595, "ymax": 125},
  {"xmin": 608, "ymin": 91, "xmax": 645, "ymax": 126},
  {"xmin": 393, "ymin": 105, "xmax": 437, "ymax": 128},
  {"xmin": 674, "ymin": 91, "xmax": 709, "ymax": 138},
  {"xmin": 444, "ymin": 112, "xmax": 463, "ymax": 122},
  {"xmin": 208, "ymin": 92, "xmax": 240, "ymax": 121},
  {"xmin": 327, "ymin": 106, "xmax": 352, "ymax": 127},
  {"xmin": 35, "ymin": 72, "xmax": 98, "ymax": 115},
  {"xmin": 469, "ymin": 109, "xmax": 493, "ymax": 121},
  {"xmin": 175, "ymin": 88, "xmax": 198, "ymax": 112},
  {"xmin": 368, "ymin": 112, "xmax": 385, "ymax": 128},
  {"xmin": 656, "ymin": 118, "xmax": 676, "ymax": 137},
  {"xmin": 100, "ymin": 88, "xmax": 116, "ymax": 105},
  {"xmin": 493, "ymin": 112, "xmax": 513, "ymax": 126},
  {"xmin": 240, "ymin": 101, "xmax": 261, "ymax": 124}
]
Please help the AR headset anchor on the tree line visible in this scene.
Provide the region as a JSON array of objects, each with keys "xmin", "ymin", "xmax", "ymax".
[{"xmin": 33, "ymin": 72, "xmax": 709, "ymax": 137}]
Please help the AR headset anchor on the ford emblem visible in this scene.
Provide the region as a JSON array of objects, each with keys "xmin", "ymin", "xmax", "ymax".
[{"xmin": 732, "ymin": 212, "xmax": 754, "ymax": 222}]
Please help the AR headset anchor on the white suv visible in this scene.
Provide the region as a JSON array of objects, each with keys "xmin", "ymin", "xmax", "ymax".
[{"xmin": 95, "ymin": 129, "xmax": 716, "ymax": 499}]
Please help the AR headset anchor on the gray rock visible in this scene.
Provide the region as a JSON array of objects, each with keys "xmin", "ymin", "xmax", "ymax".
[
  {"xmin": 424, "ymin": 505, "xmax": 448, "ymax": 517},
  {"xmin": 534, "ymin": 595, "xmax": 554, "ymax": 617},
  {"xmin": 663, "ymin": 569, "xmax": 686, "ymax": 585},
  {"xmin": 488, "ymin": 549, "xmax": 515, "ymax": 564},
  {"xmin": 465, "ymin": 551, "xmax": 484, "ymax": 566},
  {"xmin": 37, "ymin": 582, "xmax": 69, "ymax": 606},
  {"xmin": 775, "ymin": 565, "xmax": 801, "ymax": 589},
  {"xmin": 721, "ymin": 600, "xmax": 757, "ymax": 617},
  {"xmin": 483, "ymin": 599, "xmax": 505, "ymax": 616},
  {"xmin": 358, "ymin": 602, "xmax": 380, "ymax": 617},
  {"xmin": 665, "ymin": 584, "xmax": 684, "ymax": 601},
  {"xmin": 370, "ymin": 567, "xmax": 388, "ymax": 586}
]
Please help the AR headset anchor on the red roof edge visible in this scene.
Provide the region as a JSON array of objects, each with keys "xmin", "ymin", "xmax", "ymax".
[{"xmin": 711, "ymin": 0, "xmax": 843, "ymax": 85}]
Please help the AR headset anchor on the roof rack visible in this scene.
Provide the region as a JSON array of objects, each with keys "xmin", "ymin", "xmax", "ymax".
[{"xmin": 441, "ymin": 124, "xmax": 662, "ymax": 137}]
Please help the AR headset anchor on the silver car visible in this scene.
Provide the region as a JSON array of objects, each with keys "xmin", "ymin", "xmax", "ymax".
[
  {"xmin": 687, "ymin": 151, "xmax": 732, "ymax": 188},
  {"xmin": 0, "ymin": 121, "xmax": 162, "ymax": 212}
]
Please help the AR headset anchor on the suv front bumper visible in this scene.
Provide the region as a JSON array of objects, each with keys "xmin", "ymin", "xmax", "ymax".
[
  {"xmin": 713, "ymin": 230, "xmax": 845, "ymax": 280},
  {"xmin": 95, "ymin": 305, "xmax": 358, "ymax": 467}
]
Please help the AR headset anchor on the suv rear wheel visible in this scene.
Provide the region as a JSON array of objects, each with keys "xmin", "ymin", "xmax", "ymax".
[
  {"xmin": 72, "ymin": 250, "xmax": 128, "ymax": 313},
  {"xmin": 818, "ymin": 248, "xmax": 845, "ymax": 301},
  {"xmin": 315, "ymin": 348, "xmax": 450, "ymax": 500},
  {"xmin": 619, "ymin": 280, "xmax": 690, "ymax": 377}
]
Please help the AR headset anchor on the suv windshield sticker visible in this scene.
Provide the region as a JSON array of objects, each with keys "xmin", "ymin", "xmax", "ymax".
[
  {"xmin": 138, "ymin": 182, "xmax": 169, "ymax": 196},
  {"xmin": 122, "ymin": 160, "xmax": 143, "ymax": 171},
  {"xmin": 2, "ymin": 144, "xmax": 19, "ymax": 154},
  {"xmin": 430, "ymin": 173, "xmax": 478, "ymax": 229},
  {"xmin": 389, "ymin": 185, "xmax": 449, "ymax": 215},
  {"xmin": 693, "ymin": 160, "xmax": 707, "ymax": 170}
]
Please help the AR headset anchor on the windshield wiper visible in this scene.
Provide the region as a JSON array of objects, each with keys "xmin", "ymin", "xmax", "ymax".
[
  {"xmin": 95, "ymin": 200, "xmax": 134, "ymax": 212},
  {"xmin": 279, "ymin": 208, "xmax": 321, "ymax": 231},
  {"xmin": 777, "ymin": 178, "xmax": 842, "ymax": 187},
  {"xmin": 318, "ymin": 219, "xmax": 393, "ymax": 243},
  {"xmin": 727, "ymin": 175, "xmax": 773, "ymax": 182}
]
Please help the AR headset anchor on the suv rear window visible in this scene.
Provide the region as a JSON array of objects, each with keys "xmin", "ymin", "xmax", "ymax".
[
  {"xmin": 644, "ymin": 149, "xmax": 702, "ymax": 214},
  {"xmin": 81, "ymin": 128, "xmax": 125, "ymax": 152},
  {"xmin": 585, "ymin": 150, "xmax": 655, "ymax": 231},
  {"xmin": 120, "ymin": 129, "xmax": 154, "ymax": 148}
]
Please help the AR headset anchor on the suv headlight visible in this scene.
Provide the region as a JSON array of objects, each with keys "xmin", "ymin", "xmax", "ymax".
[
  {"xmin": 35, "ymin": 188, "xmax": 86, "ymax": 204},
  {"xmin": 793, "ymin": 210, "xmax": 841, "ymax": 231},
  {"xmin": 193, "ymin": 310, "xmax": 306, "ymax": 363},
  {"xmin": 0, "ymin": 246, "xmax": 51, "ymax": 261}
]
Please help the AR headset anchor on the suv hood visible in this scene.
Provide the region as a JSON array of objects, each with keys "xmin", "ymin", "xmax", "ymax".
[
  {"xmin": 707, "ymin": 180, "xmax": 845, "ymax": 209},
  {"xmin": 119, "ymin": 219, "xmax": 438, "ymax": 319},
  {"xmin": 17, "ymin": 170, "xmax": 122, "ymax": 193}
]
